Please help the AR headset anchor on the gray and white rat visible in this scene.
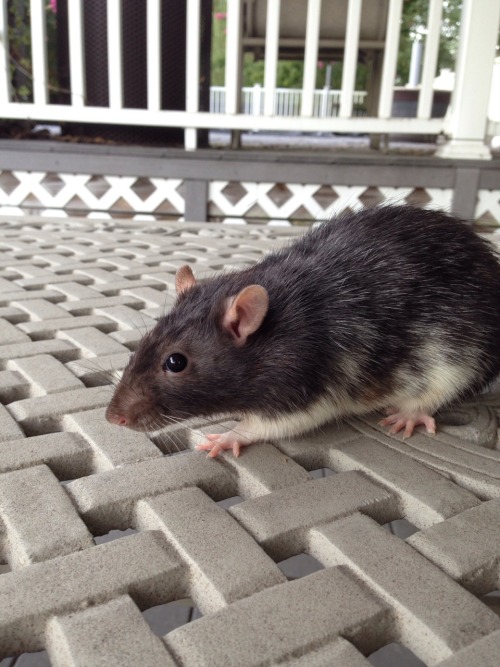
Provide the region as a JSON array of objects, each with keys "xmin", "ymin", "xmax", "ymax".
[{"xmin": 106, "ymin": 204, "xmax": 500, "ymax": 457}]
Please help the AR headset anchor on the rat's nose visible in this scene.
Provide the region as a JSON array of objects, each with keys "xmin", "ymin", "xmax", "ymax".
[{"xmin": 105, "ymin": 411, "xmax": 128, "ymax": 426}]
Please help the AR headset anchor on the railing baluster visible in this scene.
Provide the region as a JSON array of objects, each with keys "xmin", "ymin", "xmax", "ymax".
[
  {"xmin": 0, "ymin": 0, "xmax": 10, "ymax": 104},
  {"xmin": 225, "ymin": 0, "xmax": 243, "ymax": 115},
  {"xmin": 30, "ymin": 0, "xmax": 48, "ymax": 105},
  {"xmin": 378, "ymin": 0, "xmax": 403, "ymax": 118},
  {"xmin": 263, "ymin": 0, "xmax": 280, "ymax": 116},
  {"xmin": 185, "ymin": 0, "xmax": 200, "ymax": 149},
  {"xmin": 68, "ymin": 0, "xmax": 85, "ymax": 107},
  {"xmin": 0, "ymin": 0, "xmax": 483, "ymax": 151},
  {"xmin": 301, "ymin": 0, "xmax": 321, "ymax": 117},
  {"xmin": 147, "ymin": 0, "xmax": 161, "ymax": 112},
  {"xmin": 417, "ymin": 0, "xmax": 443, "ymax": 119},
  {"xmin": 340, "ymin": 0, "xmax": 362, "ymax": 118},
  {"xmin": 107, "ymin": 0, "xmax": 123, "ymax": 109}
]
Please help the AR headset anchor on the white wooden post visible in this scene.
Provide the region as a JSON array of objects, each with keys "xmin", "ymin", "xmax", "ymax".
[
  {"xmin": 417, "ymin": 0, "xmax": 442, "ymax": 119},
  {"xmin": 107, "ymin": 0, "xmax": 123, "ymax": 109},
  {"xmin": 438, "ymin": 0, "xmax": 500, "ymax": 159},
  {"xmin": 224, "ymin": 0, "xmax": 243, "ymax": 146},
  {"xmin": 225, "ymin": 0, "xmax": 243, "ymax": 115},
  {"xmin": 185, "ymin": 0, "xmax": 201, "ymax": 150},
  {"xmin": 339, "ymin": 0, "xmax": 362, "ymax": 118},
  {"xmin": 68, "ymin": 0, "xmax": 85, "ymax": 107},
  {"xmin": 263, "ymin": 0, "xmax": 280, "ymax": 116},
  {"xmin": 30, "ymin": 0, "xmax": 48, "ymax": 105},
  {"xmin": 253, "ymin": 84, "xmax": 262, "ymax": 116},
  {"xmin": 0, "ymin": 0, "xmax": 10, "ymax": 104},
  {"xmin": 408, "ymin": 39, "xmax": 423, "ymax": 87},
  {"xmin": 301, "ymin": 0, "xmax": 321, "ymax": 117},
  {"xmin": 320, "ymin": 87, "xmax": 328, "ymax": 117},
  {"xmin": 147, "ymin": 0, "xmax": 162, "ymax": 112},
  {"xmin": 378, "ymin": 0, "xmax": 403, "ymax": 118}
]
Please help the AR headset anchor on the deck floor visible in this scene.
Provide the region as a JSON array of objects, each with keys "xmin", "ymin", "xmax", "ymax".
[{"xmin": 0, "ymin": 215, "xmax": 499, "ymax": 667}]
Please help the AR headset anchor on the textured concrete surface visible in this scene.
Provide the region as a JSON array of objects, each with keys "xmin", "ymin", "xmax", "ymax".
[{"xmin": 0, "ymin": 215, "xmax": 499, "ymax": 666}]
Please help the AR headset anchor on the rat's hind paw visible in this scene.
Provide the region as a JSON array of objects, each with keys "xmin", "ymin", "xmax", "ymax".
[
  {"xmin": 195, "ymin": 432, "xmax": 251, "ymax": 458},
  {"xmin": 379, "ymin": 411, "xmax": 436, "ymax": 439}
]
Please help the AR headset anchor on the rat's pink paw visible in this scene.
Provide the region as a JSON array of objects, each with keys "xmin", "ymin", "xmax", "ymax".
[
  {"xmin": 195, "ymin": 432, "xmax": 251, "ymax": 458},
  {"xmin": 379, "ymin": 410, "xmax": 436, "ymax": 438}
]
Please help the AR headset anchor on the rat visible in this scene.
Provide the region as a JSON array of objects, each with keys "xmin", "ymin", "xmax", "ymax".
[{"xmin": 105, "ymin": 204, "xmax": 500, "ymax": 457}]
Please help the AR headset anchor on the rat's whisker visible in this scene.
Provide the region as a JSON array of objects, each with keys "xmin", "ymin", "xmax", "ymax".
[
  {"xmin": 157, "ymin": 413, "xmax": 203, "ymax": 442},
  {"xmin": 161, "ymin": 412, "xmax": 256, "ymax": 442},
  {"xmin": 147, "ymin": 415, "xmax": 183, "ymax": 454},
  {"xmin": 135, "ymin": 309, "xmax": 152, "ymax": 338},
  {"xmin": 73, "ymin": 359, "xmax": 120, "ymax": 388}
]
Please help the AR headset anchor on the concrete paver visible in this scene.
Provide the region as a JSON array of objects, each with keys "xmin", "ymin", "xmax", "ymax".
[{"xmin": 0, "ymin": 215, "xmax": 499, "ymax": 666}]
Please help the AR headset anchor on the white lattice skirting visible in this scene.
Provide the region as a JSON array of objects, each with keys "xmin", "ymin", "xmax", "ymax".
[
  {"xmin": 208, "ymin": 181, "xmax": 455, "ymax": 224},
  {"xmin": 0, "ymin": 170, "xmax": 499, "ymax": 225},
  {"xmin": 0, "ymin": 171, "xmax": 185, "ymax": 221}
]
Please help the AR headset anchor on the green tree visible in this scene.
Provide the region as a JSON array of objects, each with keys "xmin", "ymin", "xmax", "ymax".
[
  {"xmin": 242, "ymin": 56, "xmax": 305, "ymax": 88},
  {"xmin": 212, "ymin": 0, "xmax": 466, "ymax": 92},
  {"xmin": 397, "ymin": 0, "xmax": 462, "ymax": 85},
  {"xmin": 7, "ymin": 0, "xmax": 60, "ymax": 102},
  {"xmin": 211, "ymin": 0, "xmax": 227, "ymax": 86}
]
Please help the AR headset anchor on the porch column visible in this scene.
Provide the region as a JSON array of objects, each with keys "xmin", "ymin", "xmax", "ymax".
[{"xmin": 437, "ymin": 0, "xmax": 500, "ymax": 159}]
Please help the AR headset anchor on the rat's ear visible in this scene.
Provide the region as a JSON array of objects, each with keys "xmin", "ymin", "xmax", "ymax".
[
  {"xmin": 223, "ymin": 285, "xmax": 269, "ymax": 347},
  {"xmin": 175, "ymin": 265, "xmax": 196, "ymax": 295}
]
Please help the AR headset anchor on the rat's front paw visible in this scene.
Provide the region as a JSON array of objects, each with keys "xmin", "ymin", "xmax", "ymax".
[{"xmin": 195, "ymin": 432, "xmax": 252, "ymax": 458}]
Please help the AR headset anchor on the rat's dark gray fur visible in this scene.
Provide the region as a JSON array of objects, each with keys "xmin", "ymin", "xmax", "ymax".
[{"xmin": 106, "ymin": 205, "xmax": 500, "ymax": 440}]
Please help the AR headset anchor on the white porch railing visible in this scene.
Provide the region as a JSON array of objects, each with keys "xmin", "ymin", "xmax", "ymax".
[
  {"xmin": 0, "ymin": 0, "xmax": 499, "ymax": 157},
  {"xmin": 209, "ymin": 86, "xmax": 367, "ymax": 117}
]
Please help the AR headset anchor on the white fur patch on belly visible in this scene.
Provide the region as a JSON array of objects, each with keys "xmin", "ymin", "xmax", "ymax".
[
  {"xmin": 242, "ymin": 389, "xmax": 379, "ymax": 442},
  {"xmin": 242, "ymin": 341, "xmax": 483, "ymax": 442},
  {"xmin": 389, "ymin": 340, "xmax": 481, "ymax": 414}
]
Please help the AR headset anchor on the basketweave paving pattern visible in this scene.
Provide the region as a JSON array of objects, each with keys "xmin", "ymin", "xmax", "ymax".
[{"xmin": 0, "ymin": 216, "xmax": 499, "ymax": 667}]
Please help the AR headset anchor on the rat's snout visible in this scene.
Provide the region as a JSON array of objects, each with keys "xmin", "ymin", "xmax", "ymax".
[
  {"xmin": 105, "ymin": 380, "xmax": 156, "ymax": 431},
  {"xmin": 105, "ymin": 408, "xmax": 129, "ymax": 426}
]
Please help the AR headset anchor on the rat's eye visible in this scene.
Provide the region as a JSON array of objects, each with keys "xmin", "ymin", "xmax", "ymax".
[{"xmin": 163, "ymin": 353, "xmax": 188, "ymax": 373}]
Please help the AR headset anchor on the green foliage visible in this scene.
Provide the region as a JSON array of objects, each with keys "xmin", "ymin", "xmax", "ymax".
[
  {"xmin": 275, "ymin": 61, "xmax": 304, "ymax": 88},
  {"xmin": 8, "ymin": 0, "xmax": 32, "ymax": 101},
  {"xmin": 241, "ymin": 55, "xmax": 368, "ymax": 92},
  {"xmin": 212, "ymin": 2, "xmax": 308, "ymax": 89},
  {"xmin": 7, "ymin": 0, "xmax": 59, "ymax": 102},
  {"xmin": 242, "ymin": 56, "xmax": 304, "ymax": 88},
  {"xmin": 212, "ymin": 0, "xmax": 465, "ymax": 92},
  {"xmin": 211, "ymin": 0, "xmax": 227, "ymax": 86},
  {"xmin": 315, "ymin": 61, "xmax": 368, "ymax": 91},
  {"xmin": 397, "ymin": 0, "xmax": 462, "ymax": 85}
]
